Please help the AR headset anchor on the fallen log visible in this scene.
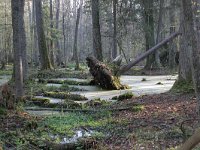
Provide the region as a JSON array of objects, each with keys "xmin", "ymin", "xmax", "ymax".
[
  {"xmin": 178, "ymin": 128, "xmax": 200, "ymax": 150},
  {"xmin": 25, "ymin": 106, "xmax": 135, "ymax": 112},
  {"xmin": 86, "ymin": 56, "xmax": 128, "ymax": 90},
  {"xmin": 117, "ymin": 32, "xmax": 181, "ymax": 75}
]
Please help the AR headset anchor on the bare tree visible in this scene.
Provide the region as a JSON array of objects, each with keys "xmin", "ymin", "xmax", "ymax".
[
  {"xmin": 112, "ymin": 0, "xmax": 117, "ymax": 59},
  {"xmin": 11, "ymin": 0, "xmax": 26, "ymax": 98},
  {"xmin": 49, "ymin": 0, "xmax": 55, "ymax": 67},
  {"xmin": 73, "ymin": 0, "xmax": 83, "ymax": 70},
  {"xmin": 141, "ymin": 0, "xmax": 156, "ymax": 70},
  {"xmin": 91, "ymin": 0, "xmax": 103, "ymax": 61},
  {"xmin": 35, "ymin": 0, "xmax": 53, "ymax": 70}
]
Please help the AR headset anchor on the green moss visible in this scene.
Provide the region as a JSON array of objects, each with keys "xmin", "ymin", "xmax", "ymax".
[
  {"xmin": 112, "ymin": 92, "xmax": 134, "ymax": 101},
  {"xmin": 84, "ymin": 99, "xmax": 111, "ymax": 107},
  {"xmin": 171, "ymin": 80, "xmax": 194, "ymax": 93},
  {"xmin": 46, "ymin": 100, "xmax": 81, "ymax": 109},
  {"xmin": 141, "ymin": 78, "xmax": 147, "ymax": 82},
  {"xmin": 0, "ymin": 107, "xmax": 7, "ymax": 116},
  {"xmin": 111, "ymin": 76, "xmax": 128, "ymax": 90},
  {"xmin": 44, "ymin": 92, "xmax": 88, "ymax": 101},
  {"xmin": 132, "ymin": 105, "xmax": 144, "ymax": 112},
  {"xmin": 156, "ymin": 82, "xmax": 163, "ymax": 85},
  {"xmin": 63, "ymin": 80, "xmax": 90, "ymax": 86},
  {"xmin": 31, "ymin": 98, "xmax": 50, "ymax": 106},
  {"xmin": 30, "ymin": 69, "xmax": 89, "ymax": 79}
]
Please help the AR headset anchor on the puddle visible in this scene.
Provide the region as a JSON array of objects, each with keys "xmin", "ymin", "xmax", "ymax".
[
  {"xmin": 46, "ymin": 83, "xmax": 62, "ymax": 88},
  {"xmin": 49, "ymin": 129, "xmax": 94, "ymax": 144},
  {"xmin": 51, "ymin": 78, "xmax": 89, "ymax": 82},
  {"xmin": 33, "ymin": 95, "xmax": 90, "ymax": 105},
  {"xmin": 0, "ymin": 75, "xmax": 11, "ymax": 86},
  {"xmin": 42, "ymin": 75, "xmax": 178, "ymax": 101},
  {"xmin": 34, "ymin": 96, "xmax": 64, "ymax": 103},
  {"xmin": 68, "ymin": 85, "xmax": 103, "ymax": 91},
  {"xmin": 71, "ymin": 75, "xmax": 177, "ymax": 100}
]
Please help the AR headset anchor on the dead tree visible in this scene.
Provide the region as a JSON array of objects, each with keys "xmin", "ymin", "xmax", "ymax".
[
  {"xmin": 86, "ymin": 56, "xmax": 127, "ymax": 90},
  {"xmin": 117, "ymin": 32, "xmax": 180, "ymax": 75},
  {"xmin": 87, "ymin": 32, "xmax": 180, "ymax": 90}
]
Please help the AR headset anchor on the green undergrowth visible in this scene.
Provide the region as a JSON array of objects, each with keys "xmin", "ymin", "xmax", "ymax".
[
  {"xmin": 0, "ymin": 111, "xmax": 112, "ymax": 148},
  {"xmin": 30, "ymin": 69, "xmax": 89, "ymax": 79},
  {"xmin": 171, "ymin": 80, "xmax": 194, "ymax": 93},
  {"xmin": 0, "ymin": 69, "xmax": 12, "ymax": 76},
  {"xmin": 28, "ymin": 97, "xmax": 81, "ymax": 109},
  {"xmin": 84, "ymin": 98, "xmax": 112, "ymax": 108},
  {"xmin": 42, "ymin": 111, "xmax": 112, "ymax": 136},
  {"xmin": 39, "ymin": 79, "xmax": 90, "ymax": 86},
  {"xmin": 44, "ymin": 92, "xmax": 88, "ymax": 101},
  {"xmin": 45, "ymin": 83, "xmax": 84, "ymax": 92},
  {"xmin": 0, "ymin": 107, "xmax": 7, "ymax": 116},
  {"xmin": 66, "ymin": 63, "xmax": 88, "ymax": 71},
  {"xmin": 112, "ymin": 92, "xmax": 134, "ymax": 101},
  {"xmin": 25, "ymin": 80, "xmax": 82, "ymax": 96},
  {"xmin": 132, "ymin": 104, "xmax": 145, "ymax": 112}
]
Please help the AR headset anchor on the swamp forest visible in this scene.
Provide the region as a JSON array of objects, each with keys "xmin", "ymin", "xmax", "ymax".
[{"xmin": 0, "ymin": 0, "xmax": 200, "ymax": 149}]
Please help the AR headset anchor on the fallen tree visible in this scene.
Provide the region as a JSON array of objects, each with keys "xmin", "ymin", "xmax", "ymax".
[
  {"xmin": 86, "ymin": 56, "xmax": 127, "ymax": 90},
  {"xmin": 117, "ymin": 32, "xmax": 181, "ymax": 75},
  {"xmin": 87, "ymin": 32, "xmax": 181, "ymax": 90}
]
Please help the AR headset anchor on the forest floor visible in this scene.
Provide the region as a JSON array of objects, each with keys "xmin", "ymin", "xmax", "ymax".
[
  {"xmin": 99, "ymin": 92, "xmax": 198, "ymax": 149},
  {"xmin": 0, "ymin": 92, "xmax": 198, "ymax": 149},
  {"xmin": 0, "ymin": 67, "xmax": 198, "ymax": 149}
]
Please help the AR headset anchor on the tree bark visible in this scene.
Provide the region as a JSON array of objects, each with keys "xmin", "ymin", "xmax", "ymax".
[
  {"xmin": 62, "ymin": 0, "xmax": 67, "ymax": 66},
  {"xmin": 112, "ymin": 0, "xmax": 118, "ymax": 59},
  {"xmin": 55, "ymin": 0, "xmax": 61, "ymax": 66},
  {"xmin": 173, "ymin": 1, "xmax": 193, "ymax": 89},
  {"xmin": 155, "ymin": 0, "xmax": 164, "ymax": 68},
  {"xmin": 35, "ymin": 0, "xmax": 53, "ymax": 70},
  {"xmin": 49, "ymin": 0, "xmax": 55, "ymax": 67},
  {"xmin": 91, "ymin": 0, "xmax": 103, "ymax": 61},
  {"xmin": 11, "ymin": 0, "xmax": 26, "ymax": 98},
  {"xmin": 72, "ymin": 0, "xmax": 83, "ymax": 70},
  {"xmin": 141, "ymin": 0, "xmax": 156, "ymax": 70},
  {"xmin": 32, "ymin": 0, "xmax": 39, "ymax": 66},
  {"xmin": 168, "ymin": 0, "xmax": 177, "ymax": 70},
  {"xmin": 181, "ymin": 0, "xmax": 200, "ymax": 115}
]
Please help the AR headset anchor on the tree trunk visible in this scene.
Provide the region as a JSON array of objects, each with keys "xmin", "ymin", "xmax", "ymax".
[
  {"xmin": 154, "ymin": 0, "xmax": 164, "ymax": 68},
  {"xmin": 168, "ymin": 0, "xmax": 177, "ymax": 70},
  {"xmin": 11, "ymin": 0, "xmax": 26, "ymax": 98},
  {"xmin": 49, "ymin": 0, "xmax": 55, "ymax": 67},
  {"xmin": 91, "ymin": 0, "xmax": 103, "ymax": 61},
  {"xmin": 141, "ymin": 0, "xmax": 156, "ymax": 70},
  {"xmin": 181, "ymin": 0, "xmax": 200, "ymax": 115},
  {"xmin": 32, "ymin": 0, "xmax": 39, "ymax": 66},
  {"xmin": 62, "ymin": 0, "xmax": 67, "ymax": 66},
  {"xmin": 172, "ymin": 1, "xmax": 193, "ymax": 89},
  {"xmin": 112, "ymin": 0, "xmax": 118, "ymax": 59},
  {"xmin": 73, "ymin": 1, "xmax": 83, "ymax": 70},
  {"xmin": 35, "ymin": 0, "xmax": 53, "ymax": 70},
  {"xmin": 55, "ymin": 0, "xmax": 61, "ymax": 66}
]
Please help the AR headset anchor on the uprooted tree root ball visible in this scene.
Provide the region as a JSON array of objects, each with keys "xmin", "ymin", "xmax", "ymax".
[{"xmin": 86, "ymin": 56, "xmax": 128, "ymax": 90}]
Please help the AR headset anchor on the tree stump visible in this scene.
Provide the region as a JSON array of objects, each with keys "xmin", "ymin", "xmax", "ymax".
[{"xmin": 86, "ymin": 56, "xmax": 127, "ymax": 90}]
